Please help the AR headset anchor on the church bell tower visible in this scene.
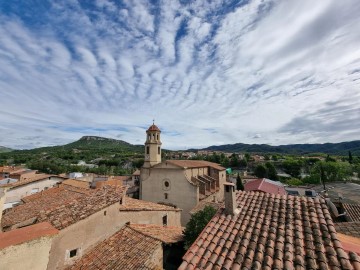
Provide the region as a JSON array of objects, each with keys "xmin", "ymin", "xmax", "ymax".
[{"xmin": 143, "ymin": 121, "xmax": 162, "ymax": 168}]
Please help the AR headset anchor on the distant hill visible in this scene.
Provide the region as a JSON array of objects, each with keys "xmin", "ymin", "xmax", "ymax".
[
  {"xmin": 0, "ymin": 136, "xmax": 145, "ymax": 171},
  {"xmin": 194, "ymin": 140, "xmax": 360, "ymax": 155},
  {"xmin": 0, "ymin": 146, "xmax": 13, "ymax": 153}
]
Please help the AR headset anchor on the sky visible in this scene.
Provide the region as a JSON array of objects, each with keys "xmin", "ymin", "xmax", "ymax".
[{"xmin": 0, "ymin": 0, "xmax": 360, "ymax": 150}]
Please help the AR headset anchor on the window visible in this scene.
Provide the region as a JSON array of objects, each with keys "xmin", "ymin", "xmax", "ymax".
[
  {"xmin": 164, "ymin": 193, "xmax": 168, "ymax": 199},
  {"xmin": 164, "ymin": 181, "xmax": 169, "ymax": 188},
  {"xmin": 162, "ymin": 215, "xmax": 168, "ymax": 226},
  {"xmin": 104, "ymin": 211, "xmax": 107, "ymax": 216},
  {"xmin": 157, "ymin": 134, "xmax": 159, "ymax": 140},
  {"xmin": 158, "ymin": 146, "xmax": 160, "ymax": 155},
  {"xmin": 146, "ymin": 146, "xmax": 149, "ymax": 154},
  {"xmin": 69, "ymin": 249, "xmax": 78, "ymax": 258}
]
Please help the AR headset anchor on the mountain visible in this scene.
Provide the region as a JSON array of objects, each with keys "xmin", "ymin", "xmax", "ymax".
[
  {"xmin": 195, "ymin": 140, "xmax": 360, "ymax": 155},
  {"xmin": 0, "ymin": 146, "xmax": 13, "ymax": 153}
]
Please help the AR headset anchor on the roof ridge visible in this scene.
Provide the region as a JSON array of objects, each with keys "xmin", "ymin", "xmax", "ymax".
[{"xmin": 126, "ymin": 225, "xmax": 164, "ymax": 244}]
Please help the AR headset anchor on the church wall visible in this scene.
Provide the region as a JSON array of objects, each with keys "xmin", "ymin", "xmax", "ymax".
[
  {"xmin": 141, "ymin": 168, "xmax": 198, "ymax": 225},
  {"xmin": 47, "ymin": 201, "xmax": 180, "ymax": 269}
]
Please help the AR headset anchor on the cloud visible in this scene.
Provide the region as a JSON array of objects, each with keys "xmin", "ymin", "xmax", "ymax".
[{"xmin": 0, "ymin": 0, "xmax": 360, "ymax": 149}]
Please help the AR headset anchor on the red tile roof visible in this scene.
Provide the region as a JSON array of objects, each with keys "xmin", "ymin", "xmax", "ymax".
[
  {"xmin": 119, "ymin": 197, "xmax": 181, "ymax": 212},
  {"xmin": 165, "ymin": 160, "xmax": 225, "ymax": 171},
  {"xmin": 147, "ymin": 123, "xmax": 161, "ymax": 132},
  {"xmin": 179, "ymin": 191, "xmax": 360, "ymax": 270},
  {"xmin": 129, "ymin": 224, "xmax": 183, "ymax": 244},
  {"xmin": 244, "ymin": 178, "xmax": 287, "ymax": 195},
  {"xmin": 343, "ymin": 203, "xmax": 360, "ymax": 222},
  {"xmin": 66, "ymin": 226, "xmax": 162, "ymax": 270},
  {"xmin": 335, "ymin": 222, "xmax": 360, "ymax": 238},
  {"xmin": 2, "ymin": 186, "xmax": 179, "ymax": 231},
  {"xmin": 0, "ymin": 222, "xmax": 58, "ymax": 250},
  {"xmin": 61, "ymin": 179, "xmax": 90, "ymax": 189},
  {"xmin": 2, "ymin": 187, "xmax": 85, "ymax": 230},
  {"xmin": 337, "ymin": 233, "xmax": 360, "ymax": 255},
  {"xmin": 6, "ymin": 174, "xmax": 64, "ymax": 188}
]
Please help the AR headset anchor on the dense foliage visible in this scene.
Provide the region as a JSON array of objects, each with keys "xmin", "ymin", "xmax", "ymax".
[
  {"xmin": 184, "ymin": 206, "xmax": 217, "ymax": 250},
  {"xmin": 0, "ymin": 136, "xmax": 145, "ymax": 175}
]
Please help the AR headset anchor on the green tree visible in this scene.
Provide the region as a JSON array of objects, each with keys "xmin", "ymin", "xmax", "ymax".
[
  {"xmin": 254, "ymin": 164, "xmax": 267, "ymax": 178},
  {"xmin": 236, "ymin": 173, "xmax": 244, "ymax": 191},
  {"xmin": 230, "ymin": 154, "xmax": 239, "ymax": 168},
  {"xmin": 265, "ymin": 162, "xmax": 278, "ymax": 180},
  {"xmin": 244, "ymin": 153, "xmax": 250, "ymax": 162},
  {"xmin": 183, "ymin": 206, "xmax": 217, "ymax": 249},
  {"xmin": 282, "ymin": 159, "xmax": 303, "ymax": 178},
  {"xmin": 349, "ymin": 151, "xmax": 353, "ymax": 164},
  {"xmin": 286, "ymin": 178, "xmax": 303, "ymax": 186}
]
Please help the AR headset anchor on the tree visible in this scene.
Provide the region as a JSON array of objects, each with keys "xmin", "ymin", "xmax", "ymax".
[
  {"xmin": 254, "ymin": 164, "xmax": 267, "ymax": 178},
  {"xmin": 265, "ymin": 162, "xmax": 278, "ymax": 180},
  {"xmin": 236, "ymin": 173, "xmax": 244, "ymax": 191},
  {"xmin": 349, "ymin": 151, "xmax": 353, "ymax": 164},
  {"xmin": 282, "ymin": 159, "xmax": 302, "ymax": 178},
  {"xmin": 183, "ymin": 206, "xmax": 217, "ymax": 249},
  {"xmin": 230, "ymin": 154, "xmax": 239, "ymax": 168}
]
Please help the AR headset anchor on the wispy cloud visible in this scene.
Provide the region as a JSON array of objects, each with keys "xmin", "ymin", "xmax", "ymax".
[{"xmin": 0, "ymin": 0, "xmax": 360, "ymax": 149}]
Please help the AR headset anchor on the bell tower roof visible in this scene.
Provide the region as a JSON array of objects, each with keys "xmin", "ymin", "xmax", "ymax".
[{"xmin": 147, "ymin": 122, "xmax": 161, "ymax": 132}]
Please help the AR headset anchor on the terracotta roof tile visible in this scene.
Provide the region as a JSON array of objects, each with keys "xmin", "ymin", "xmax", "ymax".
[
  {"xmin": 147, "ymin": 123, "xmax": 161, "ymax": 132},
  {"xmin": 245, "ymin": 178, "xmax": 287, "ymax": 195},
  {"xmin": 179, "ymin": 191, "xmax": 360, "ymax": 270},
  {"xmin": 0, "ymin": 222, "xmax": 58, "ymax": 250},
  {"xmin": 66, "ymin": 226, "xmax": 162, "ymax": 270},
  {"xmin": 129, "ymin": 224, "xmax": 183, "ymax": 243},
  {"xmin": 2, "ymin": 186, "xmax": 179, "ymax": 231},
  {"xmin": 61, "ymin": 179, "xmax": 90, "ymax": 189},
  {"xmin": 335, "ymin": 222, "xmax": 360, "ymax": 238},
  {"xmin": 165, "ymin": 160, "xmax": 225, "ymax": 171},
  {"xmin": 343, "ymin": 203, "xmax": 360, "ymax": 222}
]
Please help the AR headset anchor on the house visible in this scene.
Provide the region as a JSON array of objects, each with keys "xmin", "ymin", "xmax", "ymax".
[
  {"xmin": 244, "ymin": 178, "xmax": 287, "ymax": 195},
  {"xmin": 179, "ymin": 183, "xmax": 360, "ymax": 269},
  {"xmin": 10, "ymin": 170, "xmax": 38, "ymax": 181},
  {"xmin": 0, "ymin": 166, "xmax": 27, "ymax": 178},
  {"xmin": 1, "ymin": 185, "xmax": 181, "ymax": 269},
  {"xmin": 1, "ymin": 174, "xmax": 66, "ymax": 210},
  {"xmin": 140, "ymin": 123, "xmax": 226, "ymax": 225},
  {"xmin": 66, "ymin": 224, "xmax": 184, "ymax": 270},
  {"xmin": 0, "ymin": 222, "xmax": 59, "ymax": 270}
]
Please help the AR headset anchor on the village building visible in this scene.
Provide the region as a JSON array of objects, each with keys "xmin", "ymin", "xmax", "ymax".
[
  {"xmin": 140, "ymin": 123, "xmax": 227, "ymax": 225},
  {"xmin": 66, "ymin": 224, "xmax": 184, "ymax": 270},
  {"xmin": 0, "ymin": 222, "xmax": 59, "ymax": 270},
  {"xmin": 179, "ymin": 183, "xmax": 360, "ymax": 269},
  {"xmin": 1, "ymin": 174, "xmax": 66, "ymax": 210},
  {"xmin": 244, "ymin": 178, "xmax": 287, "ymax": 195},
  {"xmin": 1, "ymin": 184, "xmax": 181, "ymax": 269}
]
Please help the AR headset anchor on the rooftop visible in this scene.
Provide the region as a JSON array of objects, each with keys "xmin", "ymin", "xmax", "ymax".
[
  {"xmin": 61, "ymin": 179, "xmax": 90, "ymax": 189},
  {"xmin": 4, "ymin": 174, "xmax": 65, "ymax": 189},
  {"xmin": 66, "ymin": 226, "xmax": 162, "ymax": 270},
  {"xmin": 147, "ymin": 123, "xmax": 161, "ymax": 132},
  {"xmin": 343, "ymin": 203, "xmax": 360, "ymax": 222},
  {"xmin": 2, "ymin": 185, "xmax": 179, "ymax": 231},
  {"xmin": 335, "ymin": 222, "xmax": 360, "ymax": 238},
  {"xmin": 180, "ymin": 191, "xmax": 360, "ymax": 270},
  {"xmin": 0, "ymin": 222, "xmax": 58, "ymax": 250},
  {"xmin": 164, "ymin": 160, "xmax": 225, "ymax": 171},
  {"xmin": 244, "ymin": 178, "xmax": 287, "ymax": 196},
  {"xmin": 129, "ymin": 224, "xmax": 184, "ymax": 244}
]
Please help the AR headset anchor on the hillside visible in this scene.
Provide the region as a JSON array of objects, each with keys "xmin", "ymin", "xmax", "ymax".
[
  {"xmin": 197, "ymin": 140, "xmax": 360, "ymax": 155},
  {"xmin": 0, "ymin": 146, "xmax": 13, "ymax": 153},
  {"xmin": 0, "ymin": 136, "xmax": 145, "ymax": 174}
]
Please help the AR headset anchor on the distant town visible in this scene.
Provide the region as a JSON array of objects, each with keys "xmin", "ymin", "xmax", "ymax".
[{"xmin": 0, "ymin": 123, "xmax": 360, "ymax": 269}]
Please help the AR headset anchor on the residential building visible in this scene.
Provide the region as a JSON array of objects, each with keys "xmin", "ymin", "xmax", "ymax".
[
  {"xmin": 0, "ymin": 222, "xmax": 58, "ymax": 270},
  {"xmin": 244, "ymin": 178, "xmax": 287, "ymax": 195},
  {"xmin": 2, "ymin": 174, "xmax": 66, "ymax": 210},
  {"xmin": 179, "ymin": 184, "xmax": 360, "ymax": 269},
  {"xmin": 140, "ymin": 123, "xmax": 226, "ymax": 225},
  {"xmin": 66, "ymin": 224, "xmax": 184, "ymax": 270},
  {"xmin": 1, "ymin": 185, "xmax": 181, "ymax": 269}
]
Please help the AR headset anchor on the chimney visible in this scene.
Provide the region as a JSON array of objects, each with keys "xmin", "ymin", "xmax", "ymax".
[{"xmin": 224, "ymin": 183, "xmax": 239, "ymax": 216}]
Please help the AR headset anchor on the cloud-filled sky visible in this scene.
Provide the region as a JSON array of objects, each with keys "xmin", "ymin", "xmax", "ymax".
[{"xmin": 1, "ymin": 0, "xmax": 360, "ymax": 150}]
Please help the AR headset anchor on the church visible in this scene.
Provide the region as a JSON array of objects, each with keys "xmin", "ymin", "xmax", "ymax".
[{"xmin": 140, "ymin": 123, "xmax": 226, "ymax": 225}]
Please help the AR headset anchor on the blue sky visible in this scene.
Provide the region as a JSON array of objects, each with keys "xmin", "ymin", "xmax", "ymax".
[{"xmin": 1, "ymin": 0, "xmax": 360, "ymax": 150}]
